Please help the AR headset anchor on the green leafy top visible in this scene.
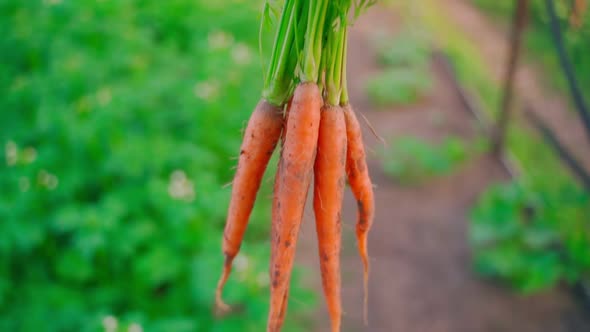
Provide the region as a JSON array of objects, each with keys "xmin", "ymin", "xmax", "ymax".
[{"xmin": 261, "ymin": 0, "xmax": 375, "ymax": 106}]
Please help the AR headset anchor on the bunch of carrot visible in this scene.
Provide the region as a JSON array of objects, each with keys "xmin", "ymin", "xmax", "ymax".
[{"xmin": 215, "ymin": 1, "xmax": 375, "ymax": 331}]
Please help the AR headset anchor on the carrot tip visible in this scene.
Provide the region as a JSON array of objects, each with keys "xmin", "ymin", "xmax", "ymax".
[
  {"xmin": 213, "ymin": 257, "xmax": 234, "ymax": 317},
  {"xmin": 357, "ymin": 236, "xmax": 370, "ymax": 326},
  {"xmin": 363, "ymin": 268, "xmax": 369, "ymax": 326},
  {"xmin": 214, "ymin": 279, "xmax": 232, "ymax": 317},
  {"xmin": 214, "ymin": 283, "xmax": 232, "ymax": 317}
]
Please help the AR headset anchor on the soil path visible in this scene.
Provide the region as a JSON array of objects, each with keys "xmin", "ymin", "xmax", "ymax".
[{"xmin": 294, "ymin": 4, "xmax": 590, "ymax": 332}]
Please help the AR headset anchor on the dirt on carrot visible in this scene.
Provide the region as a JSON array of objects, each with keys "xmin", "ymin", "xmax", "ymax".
[
  {"xmin": 268, "ymin": 82, "xmax": 322, "ymax": 331},
  {"xmin": 343, "ymin": 103, "xmax": 375, "ymax": 325},
  {"xmin": 313, "ymin": 105, "xmax": 347, "ymax": 332},
  {"xmin": 215, "ymin": 100, "xmax": 283, "ymax": 314}
]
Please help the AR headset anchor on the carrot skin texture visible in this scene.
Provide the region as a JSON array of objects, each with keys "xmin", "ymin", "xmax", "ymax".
[
  {"xmin": 215, "ymin": 100, "xmax": 283, "ymax": 311},
  {"xmin": 271, "ymin": 99, "xmax": 290, "ymax": 325},
  {"xmin": 268, "ymin": 82, "xmax": 321, "ymax": 331},
  {"xmin": 313, "ymin": 105, "xmax": 346, "ymax": 332},
  {"xmin": 343, "ymin": 104, "xmax": 375, "ymax": 325}
]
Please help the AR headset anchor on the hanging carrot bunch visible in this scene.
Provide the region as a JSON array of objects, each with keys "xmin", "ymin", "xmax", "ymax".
[{"xmin": 215, "ymin": 1, "xmax": 375, "ymax": 331}]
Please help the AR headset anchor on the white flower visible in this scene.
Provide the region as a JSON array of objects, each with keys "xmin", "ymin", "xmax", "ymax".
[
  {"xmin": 232, "ymin": 43, "xmax": 252, "ymax": 65},
  {"xmin": 234, "ymin": 254, "xmax": 249, "ymax": 273},
  {"xmin": 167, "ymin": 170, "xmax": 195, "ymax": 202},
  {"xmin": 128, "ymin": 322, "xmax": 143, "ymax": 332},
  {"xmin": 208, "ymin": 30, "xmax": 234, "ymax": 50},
  {"xmin": 256, "ymin": 272, "xmax": 269, "ymax": 286},
  {"xmin": 5, "ymin": 141, "xmax": 17, "ymax": 166},
  {"xmin": 193, "ymin": 81, "xmax": 219, "ymax": 101},
  {"xmin": 171, "ymin": 170, "xmax": 186, "ymax": 182},
  {"xmin": 102, "ymin": 315, "xmax": 118, "ymax": 332}
]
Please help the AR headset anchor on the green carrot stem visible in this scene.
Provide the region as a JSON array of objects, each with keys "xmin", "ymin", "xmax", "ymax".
[
  {"xmin": 313, "ymin": 0, "xmax": 329, "ymax": 74},
  {"xmin": 340, "ymin": 25, "xmax": 349, "ymax": 105},
  {"xmin": 301, "ymin": 0, "xmax": 329, "ymax": 83},
  {"xmin": 263, "ymin": 0, "xmax": 299, "ymax": 106},
  {"xmin": 327, "ymin": 26, "xmax": 344, "ymax": 106},
  {"xmin": 326, "ymin": 2, "xmax": 350, "ymax": 106},
  {"xmin": 263, "ymin": 0, "xmax": 291, "ymax": 90}
]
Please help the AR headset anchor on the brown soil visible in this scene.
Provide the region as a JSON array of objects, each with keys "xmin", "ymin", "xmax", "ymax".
[{"xmin": 293, "ymin": 3, "xmax": 590, "ymax": 332}]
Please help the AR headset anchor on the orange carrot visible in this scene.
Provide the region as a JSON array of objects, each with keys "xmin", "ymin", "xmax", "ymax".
[
  {"xmin": 343, "ymin": 104, "xmax": 374, "ymax": 325},
  {"xmin": 271, "ymin": 99, "xmax": 290, "ymax": 325},
  {"xmin": 313, "ymin": 105, "xmax": 347, "ymax": 332},
  {"xmin": 268, "ymin": 82, "xmax": 321, "ymax": 331},
  {"xmin": 215, "ymin": 99, "xmax": 283, "ymax": 312}
]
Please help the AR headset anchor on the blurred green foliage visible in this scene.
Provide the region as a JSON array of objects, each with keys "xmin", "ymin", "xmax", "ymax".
[
  {"xmin": 0, "ymin": 0, "xmax": 314, "ymax": 331},
  {"xmin": 471, "ymin": 179, "xmax": 590, "ymax": 293},
  {"xmin": 380, "ymin": 136, "xmax": 486, "ymax": 184},
  {"xmin": 471, "ymin": 121, "xmax": 590, "ymax": 293},
  {"xmin": 376, "ymin": 30, "xmax": 431, "ymax": 68},
  {"xmin": 366, "ymin": 30, "xmax": 433, "ymax": 107},
  {"xmin": 472, "ymin": 0, "xmax": 590, "ymax": 93}
]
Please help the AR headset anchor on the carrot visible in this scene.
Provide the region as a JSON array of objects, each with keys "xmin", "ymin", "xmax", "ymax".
[
  {"xmin": 271, "ymin": 98, "xmax": 290, "ymax": 325},
  {"xmin": 214, "ymin": 0, "xmax": 378, "ymax": 329},
  {"xmin": 313, "ymin": 105, "xmax": 347, "ymax": 332},
  {"xmin": 268, "ymin": 82, "xmax": 321, "ymax": 331},
  {"xmin": 215, "ymin": 99, "xmax": 283, "ymax": 313},
  {"xmin": 343, "ymin": 104, "xmax": 374, "ymax": 325}
]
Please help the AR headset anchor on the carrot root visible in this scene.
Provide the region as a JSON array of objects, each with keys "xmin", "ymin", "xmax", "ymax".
[
  {"xmin": 313, "ymin": 105, "xmax": 347, "ymax": 332},
  {"xmin": 215, "ymin": 99, "xmax": 283, "ymax": 313},
  {"xmin": 343, "ymin": 104, "xmax": 375, "ymax": 326},
  {"xmin": 214, "ymin": 257, "xmax": 232, "ymax": 315},
  {"xmin": 268, "ymin": 82, "xmax": 322, "ymax": 332}
]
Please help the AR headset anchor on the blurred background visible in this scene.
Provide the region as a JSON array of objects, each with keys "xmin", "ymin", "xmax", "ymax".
[{"xmin": 1, "ymin": 0, "xmax": 589, "ymax": 331}]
